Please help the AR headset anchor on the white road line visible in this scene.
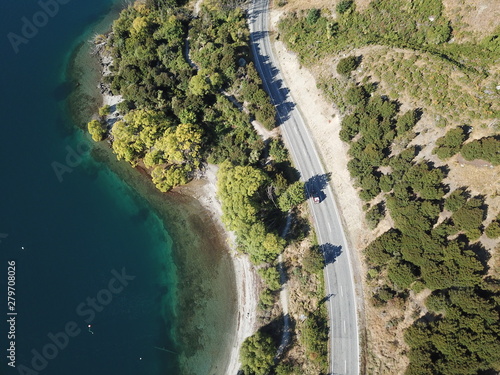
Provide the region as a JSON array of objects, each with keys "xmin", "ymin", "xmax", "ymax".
[
  {"xmin": 340, "ymin": 285, "xmax": 343, "ymax": 297},
  {"xmin": 343, "ymin": 320, "xmax": 346, "ymax": 333},
  {"xmin": 328, "ymin": 222, "xmax": 332, "ymax": 233}
]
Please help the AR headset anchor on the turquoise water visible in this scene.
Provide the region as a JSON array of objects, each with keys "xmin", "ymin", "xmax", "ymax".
[{"xmin": 0, "ymin": 1, "xmax": 236, "ymax": 375}]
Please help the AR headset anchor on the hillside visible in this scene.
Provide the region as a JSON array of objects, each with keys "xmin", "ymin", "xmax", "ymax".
[{"xmin": 273, "ymin": 0, "xmax": 500, "ymax": 373}]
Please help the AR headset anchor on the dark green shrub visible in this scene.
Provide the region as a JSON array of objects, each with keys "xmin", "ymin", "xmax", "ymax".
[
  {"xmin": 306, "ymin": 8, "xmax": 320, "ymax": 25},
  {"xmin": 485, "ymin": 220, "xmax": 500, "ymax": 239},
  {"xmin": 336, "ymin": 0, "xmax": 353, "ymax": 14},
  {"xmin": 336, "ymin": 55, "xmax": 358, "ymax": 76}
]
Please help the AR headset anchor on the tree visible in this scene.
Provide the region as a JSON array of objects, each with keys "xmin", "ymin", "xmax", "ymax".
[
  {"xmin": 388, "ymin": 260, "xmax": 416, "ymax": 290},
  {"xmin": 337, "ymin": 55, "xmax": 358, "ymax": 76},
  {"xmin": 240, "ymin": 331, "xmax": 276, "ymax": 375},
  {"xmin": 303, "ymin": 246, "xmax": 324, "ymax": 274},
  {"xmin": 269, "ymin": 138, "xmax": 288, "ymax": 162},
  {"xmin": 151, "ymin": 165, "xmax": 189, "ymax": 192},
  {"xmin": 433, "ymin": 127, "xmax": 467, "ymax": 160},
  {"xmin": 365, "ymin": 202, "xmax": 384, "ymax": 229},
  {"xmin": 87, "ymin": 119, "xmax": 107, "ymax": 142},
  {"xmin": 258, "ymin": 266, "xmax": 281, "ymax": 290},
  {"xmin": 444, "ymin": 189, "xmax": 467, "ymax": 212},
  {"xmin": 396, "ymin": 110, "xmax": 418, "ymax": 133},
  {"xmin": 189, "ymin": 71, "xmax": 211, "ymax": 96},
  {"xmin": 98, "ymin": 105, "xmax": 111, "ymax": 116},
  {"xmin": 485, "ymin": 220, "xmax": 500, "ymax": 239},
  {"xmin": 452, "ymin": 204, "xmax": 484, "ymax": 233},
  {"xmin": 278, "ymin": 181, "xmax": 305, "ymax": 211},
  {"xmin": 345, "ymin": 85, "xmax": 368, "ymax": 106},
  {"xmin": 461, "ymin": 137, "xmax": 500, "ymax": 165}
]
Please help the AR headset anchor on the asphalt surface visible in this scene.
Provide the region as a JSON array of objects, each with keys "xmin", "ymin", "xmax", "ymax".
[{"xmin": 247, "ymin": 1, "xmax": 360, "ymax": 373}]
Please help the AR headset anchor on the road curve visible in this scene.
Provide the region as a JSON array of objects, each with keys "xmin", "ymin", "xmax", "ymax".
[{"xmin": 247, "ymin": 1, "xmax": 360, "ymax": 374}]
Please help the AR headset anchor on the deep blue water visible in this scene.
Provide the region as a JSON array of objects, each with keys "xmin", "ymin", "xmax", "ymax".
[{"xmin": 0, "ymin": 1, "xmax": 180, "ymax": 374}]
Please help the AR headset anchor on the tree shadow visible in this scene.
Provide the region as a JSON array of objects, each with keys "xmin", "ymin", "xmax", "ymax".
[
  {"xmin": 249, "ymin": 30, "xmax": 296, "ymax": 124},
  {"xmin": 468, "ymin": 240, "xmax": 490, "ymax": 273},
  {"xmin": 320, "ymin": 243, "xmax": 342, "ymax": 266}
]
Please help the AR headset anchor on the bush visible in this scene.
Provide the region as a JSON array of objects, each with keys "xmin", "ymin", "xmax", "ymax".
[
  {"xmin": 336, "ymin": 55, "xmax": 358, "ymax": 76},
  {"xmin": 485, "ymin": 220, "xmax": 500, "ymax": 239},
  {"xmin": 336, "ymin": 0, "xmax": 353, "ymax": 14},
  {"xmin": 365, "ymin": 202, "xmax": 384, "ymax": 229},
  {"xmin": 306, "ymin": 8, "xmax": 320, "ymax": 25}
]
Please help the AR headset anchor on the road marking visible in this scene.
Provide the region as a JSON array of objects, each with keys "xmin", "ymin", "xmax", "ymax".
[
  {"xmin": 340, "ymin": 285, "xmax": 343, "ymax": 297},
  {"xmin": 343, "ymin": 320, "xmax": 346, "ymax": 333},
  {"xmin": 294, "ymin": 127, "xmax": 299, "ymax": 134},
  {"xmin": 345, "ymin": 360, "xmax": 347, "ymax": 373},
  {"xmin": 328, "ymin": 222, "xmax": 332, "ymax": 233}
]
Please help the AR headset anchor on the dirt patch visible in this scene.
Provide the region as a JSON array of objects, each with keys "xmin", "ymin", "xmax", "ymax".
[{"xmin": 442, "ymin": 0, "xmax": 500, "ymax": 42}]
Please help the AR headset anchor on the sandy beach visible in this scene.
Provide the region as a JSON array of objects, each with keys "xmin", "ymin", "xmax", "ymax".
[{"xmin": 176, "ymin": 164, "xmax": 259, "ymax": 375}]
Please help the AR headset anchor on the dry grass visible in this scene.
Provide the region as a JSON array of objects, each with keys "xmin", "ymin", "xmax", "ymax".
[{"xmin": 442, "ymin": 0, "xmax": 500, "ymax": 42}]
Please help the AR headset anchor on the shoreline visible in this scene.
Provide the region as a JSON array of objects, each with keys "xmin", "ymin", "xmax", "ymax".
[
  {"xmin": 94, "ymin": 28, "xmax": 259, "ymax": 375},
  {"xmin": 175, "ymin": 164, "xmax": 259, "ymax": 375}
]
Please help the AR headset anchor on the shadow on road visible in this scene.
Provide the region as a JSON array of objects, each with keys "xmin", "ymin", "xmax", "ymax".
[
  {"xmin": 249, "ymin": 30, "xmax": 296, "ymax": 124},
  {"xmin": 320, "ymin": 243, "xmax": 342, "ymax": 265}
]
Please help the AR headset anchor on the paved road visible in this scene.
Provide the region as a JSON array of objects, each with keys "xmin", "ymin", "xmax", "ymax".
[{"xmin": 247, "ymin": 0, "xmax": 360, "ymax": 373}]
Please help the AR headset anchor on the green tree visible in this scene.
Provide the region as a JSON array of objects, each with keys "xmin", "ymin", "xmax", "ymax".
[
  {"xmin": 303, "ymin": 246, "xmax": 324, "ymax": 274},
  {"xmin": 433, "ymin": 127, "xmax": 467, "ymax": 160},
  {"xmin": 258, "ymin": 266, "xmax": 281, "ymax": 290},
  {"xmin": 396, "ymin": 110, "xmax": 418, "ymax": 133},
  {"xmin": 485, "ymin": 220, "xmax": 500, "ymax": 239},
  {"xmin": 278, "ymin": 181, "xmax": 305, "ymax": 211},
  {"xmin": 240, "ymin": 331, "xmax": 276, "ymax": 375},
  {"xmin": 444, "ymin": 189, "xmax": 467, "ymax": 212},
  {"xmin": 269, "ymin": 138, "xmax": 288, "ymax": 162},
  {"xmin": 388, "ymin": 260, "xmax": 416, "ymax": 289},
  {"xmin": 87, "ymin": 119, "xmax": 107, "ymax": 142},
  {"xmin": 98, "ymin": 105, "xmax": 111, "ymax": 116}
]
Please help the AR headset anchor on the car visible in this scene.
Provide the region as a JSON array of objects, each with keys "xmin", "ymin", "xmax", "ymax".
[{"xmin": 313, "ymin": 195, "xmax": 320, "ymax": 204}]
